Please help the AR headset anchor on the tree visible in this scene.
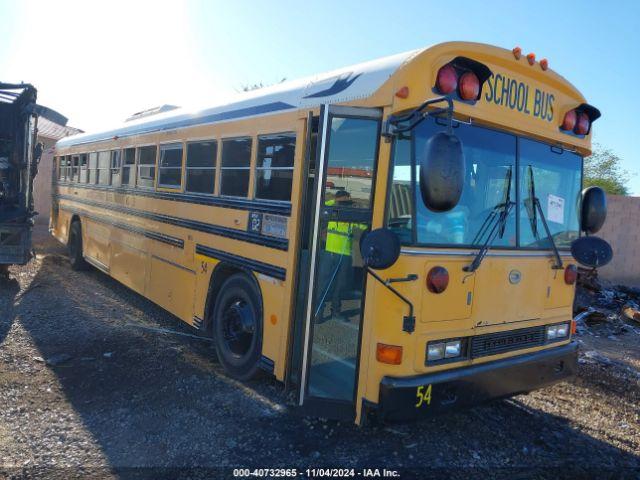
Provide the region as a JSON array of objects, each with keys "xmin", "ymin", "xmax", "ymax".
[{"xmin": 583, "ymin": 143, "xmax": 631, "ymax": 195}]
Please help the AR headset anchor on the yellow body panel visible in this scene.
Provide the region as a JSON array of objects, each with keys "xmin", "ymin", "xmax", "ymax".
[{"xmin": 50, "ymin": 42, "xmax": 592, "ymax": 423}]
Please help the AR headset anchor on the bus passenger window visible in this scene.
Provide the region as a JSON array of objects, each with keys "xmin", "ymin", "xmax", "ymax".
[
  {"xmin": 255, "ymin": 133, "xmax": 295, "ymax": 201},
  {"xmin": 79, "ymin": 154, "xmax": 88, "ymax": 183},
  {"xmin": 220, "ymin": 137, "xmax": 251, "ymax": 197},
  {"xmin": 97, "ymin": 151, "xmax": 111, "ymax": 185},
  {"xmin": 122, "ymin": 148, "xmax": 136, "ymax": 187},
  {"xmin": 185, "ymin": 140, "xmax": 217, "ymax": 194},
  {"xmin": 59, "ymin": 156, "xmax": 68, "ymax": 181},
  {"xmin": 71, "ymin": 155, "xmax": 80, "ymax": 182},
  {"xmin": 136, "ymin": 145, "xmax": 157, "ymax": 189},
  {"xmin": 110, "ymin": 150, "xmax": 122, "ymax": 187},
  {"xmin": 158, "ymin": 143, "xmax": 183, "ymax": 189},
  {"xmin": 88, "ymin": 153, "xmax": 98, "ymax": 184}
]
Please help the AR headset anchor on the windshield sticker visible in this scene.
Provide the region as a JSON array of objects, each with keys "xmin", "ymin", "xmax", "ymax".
[{"xmin": 547, "ymin": 194, "xmax": 565, "ymax": 224}]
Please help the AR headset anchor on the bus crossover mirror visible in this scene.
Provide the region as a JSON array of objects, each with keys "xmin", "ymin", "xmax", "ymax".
[
  {"xmin": 418, "ymin": 131, "xmax": 465, "ymax": 212},
  {"xmin": 570, "ymin": 236, "xmax": 613, "ymax": 268},
  {"xmin": 360, "ymin": 228, "xmax": 400, "ymax": 270},
  {"xmin": 580, "ymin": 186, "xmax": 607, "ymax": 234}
]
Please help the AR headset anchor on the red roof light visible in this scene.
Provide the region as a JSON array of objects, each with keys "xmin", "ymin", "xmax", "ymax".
[
  {"xmin": 561, "ymin": 110, "xmax": 577, "ymax": 131},
  {"xmin": 436, "ymin": 65, "xmax": 458, "ymax": 95},
  {"xmin": 575, "ymin": 112, "xmax": 590, "ymax": 135},
  {"xmin": 427, "ymin": 266, "xmax": 449, "ymax": 294},
  {"xmin": 459, "ymin": 71, "xmax": 480, "ymax": 100}
]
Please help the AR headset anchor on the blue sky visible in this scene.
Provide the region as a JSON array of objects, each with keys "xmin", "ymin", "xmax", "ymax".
[{"xmin": 1, "ymin": 0, "xmax": 638, "ymax": 193}]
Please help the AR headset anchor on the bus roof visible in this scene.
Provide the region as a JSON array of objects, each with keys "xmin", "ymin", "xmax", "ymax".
[
  {"xmin": 57, "ymin": 42, "xmax": 592, "ymax": 151},
  {"xmin": 56, "ymin": 48, "xmax": 423, "ymax": 148}
]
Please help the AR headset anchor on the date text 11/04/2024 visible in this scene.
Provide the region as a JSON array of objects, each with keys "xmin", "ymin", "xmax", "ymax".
[
  {"xmin": 232, "ymin": 468, "xmax": 400, "ymax": 477},
  {"xmin": 484, "ymin": 72, "xmax": 554, "ymax": 122}
]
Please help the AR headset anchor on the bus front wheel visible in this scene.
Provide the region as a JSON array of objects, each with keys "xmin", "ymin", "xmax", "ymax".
[
  {"xmin": 212, "ymin": 272, "xmax": 263, "ymax": 381},
  {"xmin": 68, "ymin": 220, "xmax": 89, "ymax": 271}
]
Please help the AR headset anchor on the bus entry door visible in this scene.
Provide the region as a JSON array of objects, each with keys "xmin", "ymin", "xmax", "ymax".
[{"xmin": 298, "ymin": 105, "xmax": 381, "ymax": 420}]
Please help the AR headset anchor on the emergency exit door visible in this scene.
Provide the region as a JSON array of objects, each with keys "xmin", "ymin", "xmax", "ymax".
[{"xmin": 298, "ymin": 104, "xmax": 382, "ymax": 419}]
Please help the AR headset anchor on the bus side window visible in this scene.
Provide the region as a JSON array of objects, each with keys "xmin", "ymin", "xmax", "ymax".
[
  {"xmin": 220, "ymin": 137, "xmax": 252, "ymax": 197},
  {"xmin": 255, "ymin": 133, "xmax": 295, "ymax": 202},
  {"xmin": 110, "ymin": 150, "xmax": 122, "ymax": 187},
  {"xmin": 136, "ymin": 145, "xmax": 157, "ymax": 189},
  {"xmin": 122, "ymin": 148, "xmax": 136, "ymax": 187},
  {"xmin": 97, "ymin": 151, "xmax": 111, "ymax": 186},
  {"xmin": 88, "ymin": 152, "xmax": 98, "ymax": 184},
  {"xmin": 79, "ymin": 154, "xmax": 88, "ymax": 183},
  {"xmin": 185, "ymin": 140, "xmax": 217, "ymax": 194},
  {"xmin": 71, "ymin": 155, "xmax": 80, "ymax": 182},
  {"xmin": 158, "ymin": 143, "xmax": 184, "ymax": 189}
]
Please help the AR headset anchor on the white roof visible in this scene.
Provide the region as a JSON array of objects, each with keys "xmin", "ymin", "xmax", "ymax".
[{"xmin": 57, "ymin": 48, "xmax": 423, "ymax": 148}]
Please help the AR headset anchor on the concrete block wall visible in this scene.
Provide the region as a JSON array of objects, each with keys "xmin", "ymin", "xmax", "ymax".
[{"xmin": 597, "ymin": 194, "xmax": 640, "ymax": 286}]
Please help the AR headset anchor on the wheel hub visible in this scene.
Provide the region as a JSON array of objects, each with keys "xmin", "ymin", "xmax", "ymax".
[{"xmin": 222, "ymin": 299, "xmax": 255, "ymax": 357}]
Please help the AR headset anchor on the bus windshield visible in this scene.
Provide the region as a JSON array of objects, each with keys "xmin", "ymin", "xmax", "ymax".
[{"xmin": 387, "ymin": 117, "xmax": 582, "ymax": 249}]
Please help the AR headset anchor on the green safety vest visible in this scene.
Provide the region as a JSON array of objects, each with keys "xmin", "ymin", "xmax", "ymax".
[{"xmin": 325, "ymin": 199, "xmax": 365, "ymax": 256}]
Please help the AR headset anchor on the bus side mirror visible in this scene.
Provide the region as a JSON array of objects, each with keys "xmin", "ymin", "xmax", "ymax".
[
  {"xmin": 419, "ymin": 131, "xmax": 465, "ymax": 212},
  {"xmin": 360, "ymin": 228, "xmax": 400, "ymax": 270},
  {"xmin": 580, "ymin": 186, "xmax": 607, "ymax": 234},
  {"xmin": 571, "ymin": 236, "xmax": 613, "ymax": 268}
]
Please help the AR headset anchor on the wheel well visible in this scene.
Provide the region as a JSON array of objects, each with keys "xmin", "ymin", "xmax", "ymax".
[
  {"xmin": 68, "ymin": 215, "xmax": 82, "ymax": 243},
  {"xmin": 203, "ymin": 263, "xmax": 262, "ymax": 334}
]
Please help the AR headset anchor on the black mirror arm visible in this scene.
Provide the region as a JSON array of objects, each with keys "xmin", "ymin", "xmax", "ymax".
[
  {"xmin": 383, "ymin": 96, "xmax": 454, "ymax": 139},
  {"xmin": 365, "ymin": 266, "xmax": 416, "ymax": 333},
  {"xmin": 534, "ymin": 198, "xmax": 564, "ymax": 269}
]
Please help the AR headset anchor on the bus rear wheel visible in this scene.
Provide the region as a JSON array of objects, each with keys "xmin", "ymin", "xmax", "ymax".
[
  {"xmin": 212, "ymin": 273, "xmax": 263, "ymax": 381},
  {"xmin": 68, "ymin": 220, "xmax": 89, "ymax": 271}
]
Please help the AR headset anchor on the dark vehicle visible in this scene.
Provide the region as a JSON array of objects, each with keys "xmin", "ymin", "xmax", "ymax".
[{"xmin": 0, "ymin": 83, "xmax": 64, "ymax": 275}]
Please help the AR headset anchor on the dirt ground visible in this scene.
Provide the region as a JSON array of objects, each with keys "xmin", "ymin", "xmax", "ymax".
[{"xmin": 0, "ymin": 227, "xmax": 639, "ymax": 479}]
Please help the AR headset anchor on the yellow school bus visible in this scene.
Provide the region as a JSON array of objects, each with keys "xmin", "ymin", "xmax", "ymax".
[{"xmin": 51, "ymin": 42, "xmax": 610, "ymax": 424}]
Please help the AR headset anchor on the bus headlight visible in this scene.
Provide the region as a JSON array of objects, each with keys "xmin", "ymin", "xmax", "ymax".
[
  {"xmin": 427, "ymin": 339, "xmax": 465, "ymax": 363},
  {"xmin": 427, "ymin": 342, "xmax": 445, "ymax": 361},
  {"xmin": 445, "ymin": 340, "xmax": 462, "ymax": 358},
  {"xmin": 546, "ymin": 323, "xmax": 570, "ymax": 341}
]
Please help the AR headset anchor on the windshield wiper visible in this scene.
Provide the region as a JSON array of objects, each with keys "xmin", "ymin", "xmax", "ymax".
[
  {"xmin": 464, "ymin": 167, "xmax": 514, "ymax": 272},
  {"xmin": 524, "ymin": 166, "xmax": 563, "ymax": 269}
]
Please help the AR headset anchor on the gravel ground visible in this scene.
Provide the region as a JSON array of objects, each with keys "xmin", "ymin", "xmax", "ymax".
[{"xmin": 0, "ymin": 227, "xmax": 639, "ymax": 479}]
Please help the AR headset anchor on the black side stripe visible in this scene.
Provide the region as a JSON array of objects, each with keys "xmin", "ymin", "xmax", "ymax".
[
  {"xmin": 61, "ymin": 206, "xmax": 184, "ymax": 248},
  {"xmin": 196, "ymin": 244, "xmax": 286, "ymax": 281},
  {"xmin": 55, "ymin": 194, "xmax": 288, "ymax": 251},
  {"xmin": 54, "ymin": 182, "xmax": 291, "ymax": 216}
]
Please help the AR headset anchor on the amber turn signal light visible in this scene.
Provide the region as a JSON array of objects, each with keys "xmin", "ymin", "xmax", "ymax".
[
  {"xmin": 512, "ymin": 46, "xmax": 522, "ymax": 59},
  {"xmin": 395, "ymin": 86, "xmax": 409, "ymax": 99},
  {"xmin": 376, "ymin": 343, "xmax": 403, "ymax": 365}
]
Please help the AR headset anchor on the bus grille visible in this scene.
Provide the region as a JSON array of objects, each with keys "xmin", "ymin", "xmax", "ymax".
[{"xmin": 470, "ymin": 326, "xmax": 546, "ymax": 358}]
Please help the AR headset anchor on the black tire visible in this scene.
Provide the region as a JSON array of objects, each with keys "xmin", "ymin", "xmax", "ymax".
[
  {"xmin": 68, "ymin": 221, "xmax": 89, "ymax": 271},
  {"xmin": 212, "ymin": 273, "xmax": 263, "ymax": 381}
]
